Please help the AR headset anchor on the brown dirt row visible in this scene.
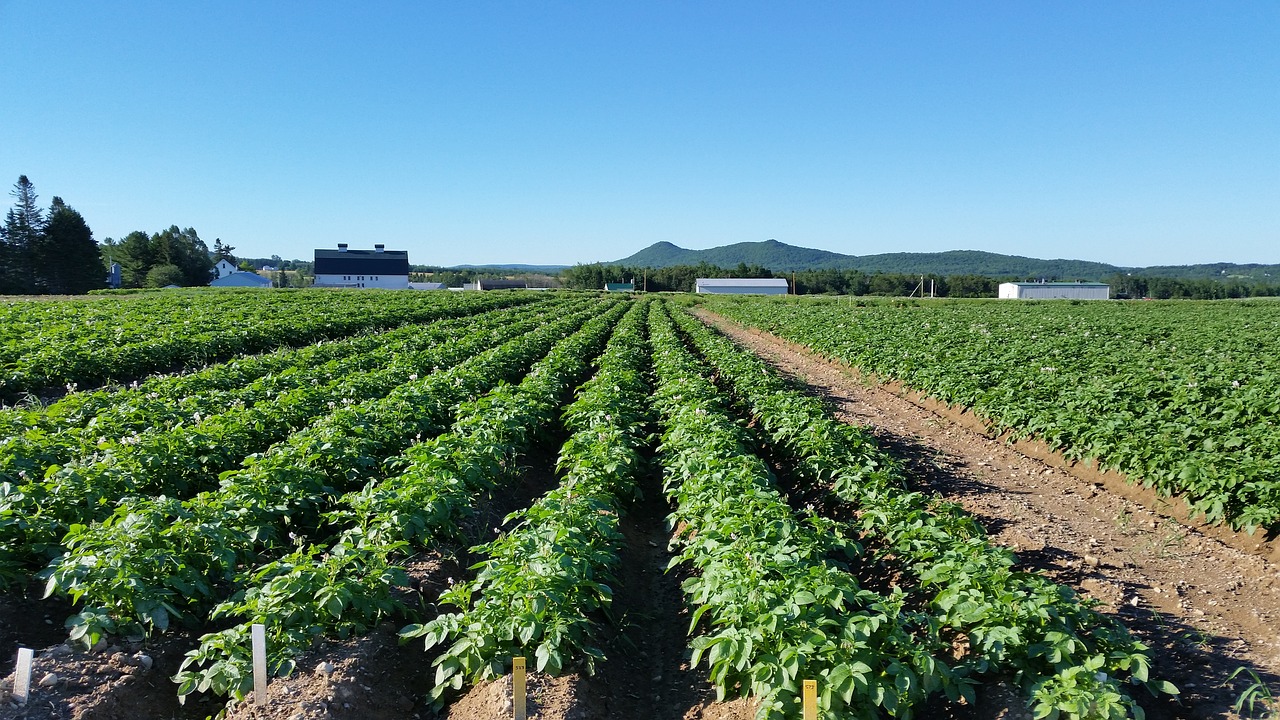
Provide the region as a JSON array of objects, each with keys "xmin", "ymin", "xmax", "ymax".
[
  {"xmin": 693, "ymin": 308, "xmax": 1280, "ymax": 720},
  {"xmin": 8, "ymin": 308, "xmax": 1279, "ymax": 719},
  {"xmin": 0, "ymin": 454, "xmax": 753, "ymax": 720}
]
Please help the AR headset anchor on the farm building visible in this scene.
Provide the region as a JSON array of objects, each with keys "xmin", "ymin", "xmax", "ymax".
[
  {"xmin": 409, "ymin": 282, "xmax": 447, "ymax": 290},
  {"xmin": 474, "ymin": 279, "xmax": 528, "ymax": 291},
  {"xmin": 210, "ymin": 272, "xmax": 272, "ymax": 288},
  {"xmin": 695, "ymin": 278, "xmax": 789, "ymax": 295},
  {"xmin": 604, "ymin": 282, "xmax": 635, "ymax": 292},
  {"xmin": 212, "ymin": 259, "xmax": 238, "ymax": 279},
  {"xmin": 313, "ymin": 244, "xmax": 410, "ymax": 289},
  {"xmin": 998, "ymin": 282, "xmax": 1110, "ymax": 300}
]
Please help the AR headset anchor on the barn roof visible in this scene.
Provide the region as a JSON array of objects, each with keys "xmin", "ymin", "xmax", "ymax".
[
  {"xmin": 314, "ymin": 248, "xmax": 410, "ymax": 276},
  {"xmin": 210, "ymin": 272, "xmax": 272, "ymax": 287}
]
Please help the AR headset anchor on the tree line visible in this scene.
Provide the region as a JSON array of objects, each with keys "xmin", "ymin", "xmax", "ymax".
[
  {"xmin": 560, "ymin": 262, "xmax": 1002, "ymax": 296},
  {"xmin": 0, "ymin": 176, "xmax": 104, "ymax": 294},
  {"xmin": 101, "ymin": 227, "xmax": 218, "ymax": 289},
  {"xmin": 0, "ymin": 175, "xmax": 264, "ymax": 294},
  {"xmin": 1103, "ymin": 273, "xmax": 1280, "ymax": 300},
  {"xmin": 561, "ymin": 262, "xmax": 1280, "ymax": 299}
]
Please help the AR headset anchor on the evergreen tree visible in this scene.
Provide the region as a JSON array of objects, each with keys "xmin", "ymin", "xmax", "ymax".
[
  {"xmin": 32, "ymin": 197, "xmax": 105, "ymax": 294},
  {"xmin": 114, "ymin": 231, "xmax": 157, "ymax": 288},
  {"xmin": 0, "ymin": 175, "xmax": 45, "ymax": 293},
  {"xmin": 212, "ymin": 237, "xmax": 236, "ymax": 264}
]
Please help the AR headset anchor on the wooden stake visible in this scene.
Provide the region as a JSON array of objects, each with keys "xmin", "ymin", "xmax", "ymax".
[
  {"xmin": 802, "ymin": 679, "xmax": 817, "ymax": 720},
  {"xmin": 512, "ymin": 656, "xmax": 527, "ymax": 720},
  {"xmin": 13, "ymin": 647, "xmax": 33, "ymax": 704},
  {"xmin": 251, "ymin": 623, "xmax": 268, "ymax": 705}
]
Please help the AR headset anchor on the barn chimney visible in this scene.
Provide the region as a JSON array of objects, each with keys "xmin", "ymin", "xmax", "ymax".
[
  {"xmin": 374, "ymin": 244, "xmax": 385, "ymax": 253},
  {"xmin": 338, "ymin": 243, "xmax": 349, "ymax": 253}
]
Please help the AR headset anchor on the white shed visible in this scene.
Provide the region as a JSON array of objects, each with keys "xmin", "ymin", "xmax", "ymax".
[
  {"xmin": 695, "ymin": 278, "xmax": 789, "ymax": 295},
  {"xmin": 998, "ymin": 282, "xmax": 1110, "ymax": 300}
]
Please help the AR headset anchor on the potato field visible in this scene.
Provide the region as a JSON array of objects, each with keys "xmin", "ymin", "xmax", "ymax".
[
  {"xmin": 2, "ymin": 290, "xmax": 1276, "ymax": 720},
  {"xmin": 705, "ymin": 296, "xmax": 1280, "ymax": 536}
]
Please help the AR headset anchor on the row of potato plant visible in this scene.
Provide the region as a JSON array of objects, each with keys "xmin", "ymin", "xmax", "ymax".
[
  {"xmin": 42, "ymin": 299, "xmax": 621, "ymax": 644},
  {"xmin": 0, "ymin": 299, "xmax": 578, "ymax": 583},
  {"xmin": 704, "ymin": 296, "xmax": 1280, "ymax": 533},
  {"xmin": 668, "ymin": 305, "xmax": 1172, "ymax": 719},
  {"xmin": 0, "ymin": 291, "xmax": 540, "ymax": 440},
  {"xmin": 1, "ymin": 289, "xmax": 542, "ymax": 401},
  {"xmin": 404, "ymin": 298, "xmax": 654, "ymax": 704},
  {"xmin": 0, "ymin": 299, "xmax": 556, "ymax": 511},
  {"xmin": 172, "ymin": 300, "xmax": 635, "ymax": 703},
  {"xmin": 648, "ymin": 302, "xmax": 966, "ymax": 719}
]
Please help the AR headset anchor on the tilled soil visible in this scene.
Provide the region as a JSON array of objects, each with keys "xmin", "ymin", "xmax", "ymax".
[
  {"xmin": 694, "ymin": 308, "xmax": 1280, "ymax": 720},
  {"xmin": 0, "ymin": 446, "xmax": 756, "ymax": 720},
  {"xmin": 7, "ymin": 318, "xmax": 1280, "ymax": 719},
  {"xmin": 437, "ymin": 469, "xmax": 757, "ymax": 720}
]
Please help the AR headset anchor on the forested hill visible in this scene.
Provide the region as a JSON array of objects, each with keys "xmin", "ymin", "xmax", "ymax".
[
  {"xmin": 617, "ymin": 239, "xmax": 848, "ymax": 270},
  {"xmin": 611, "ymin": 240, "xmax": 1278, "ymax": 280}
]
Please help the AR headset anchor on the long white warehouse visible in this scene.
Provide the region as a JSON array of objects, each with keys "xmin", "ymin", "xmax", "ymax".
[
  {"xmin": 695, "ymin": 278, "xmax": 789, "ymax": 295},
  {"xmin": 998, "ymin": 282, "xmax": 1110, "ymax": 300}
]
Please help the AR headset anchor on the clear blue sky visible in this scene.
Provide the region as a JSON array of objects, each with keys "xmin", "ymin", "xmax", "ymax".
[{"xmin": 2, "ymin": 1, "xmax": 1277, "ymax": 267}]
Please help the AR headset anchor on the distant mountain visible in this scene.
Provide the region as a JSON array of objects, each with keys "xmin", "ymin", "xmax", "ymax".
[
  {"xmin": 617, "ymin": 239, "xmax": 848, "ymax": 271},
  {"xmin": 614, "ymin": 241, "xmax": 700, "ymax": 267},
  {"xmin": 608, "ymin": 240, "xmax": 1279, "ymax": 281},
  {"xmin": 1137, "ymin": 263, "xmax": 1279, "ymax": 281}
]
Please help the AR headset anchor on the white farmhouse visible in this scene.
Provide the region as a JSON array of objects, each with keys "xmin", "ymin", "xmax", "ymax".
[
  {"xmin": 695, "ymin": 278, "xmax": 789, "ymax": 295},
  {"xmin": 213, "ymin": 259, "xmax": 237, "ymax": 279},
  {"xmin": 313, "ymin": 244, "xmax": 410, "ymax": 289},
  {"xmin": 998, "ymin": 282, "xmax": 1110, "ymax": 300}
]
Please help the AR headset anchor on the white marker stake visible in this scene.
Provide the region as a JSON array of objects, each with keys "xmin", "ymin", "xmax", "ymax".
[
  {"xmin": 13, "ymin": 647, "xmax": 33, "ymax": 704},
  {"xmin": 251, "ymin": 623, "xmax": 267, "ymax": 705},
  {"xmin": 512, "ymin": 656, "xmax": 526, "ymax": 720}
]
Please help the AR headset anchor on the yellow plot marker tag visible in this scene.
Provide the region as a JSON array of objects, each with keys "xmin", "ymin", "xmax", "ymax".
[
  {"xmin": 512, "ymin": 656, "xmax": 527, "ymax": 720},
  {"xmin": 802, "ymin": 679, "xmax": 818, "ymax": 720}
]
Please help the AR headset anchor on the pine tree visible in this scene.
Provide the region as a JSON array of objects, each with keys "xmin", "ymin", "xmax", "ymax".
[
  {"xmin": 0, "ymin": 175, "xmax": 45, "ymax": 293},
  {"xmin": 213, "ymin": 237, "xmax": 237, "ymax": 264},
  {"xmin": 32, "ymin": 197, "xmax": 105, "ymax": 294},
  {"xmin": 114, "ymin": 231, "xmax": 156, "ymax": 288}
]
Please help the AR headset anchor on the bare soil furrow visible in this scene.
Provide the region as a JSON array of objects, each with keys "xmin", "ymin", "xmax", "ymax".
[{"xmin": 695, "ymin": 308, "xmax": 1280, "ymax": 720}]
